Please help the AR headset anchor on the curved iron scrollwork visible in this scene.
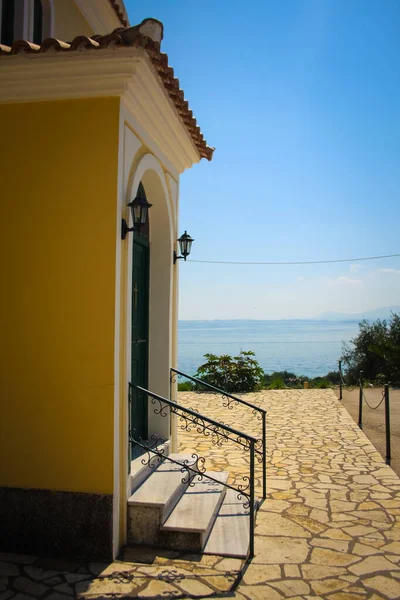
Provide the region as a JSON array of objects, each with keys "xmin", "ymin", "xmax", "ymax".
[
  {"xmin": 129, "ymin": 382, "xmax": 256, "ymax": 557},
  {"xmin": 169, "ymin": 370, "xmax": 183, "ymax": 387},
  {"xmin": 175, "ymin": 407, "xmax": 248, "ymax": 450},
  {"xmin": 222, "ymin": 393, "xmax": 240, "ymax": 410},
  {"xmin": 151, "ymin": 396, "xmax": 170, "ymax": 417},
  {"xmin": 252, "ymin": 407, "xmax": 263, "ymax": 421},
  {"xmin": 170, "ymin": 367, "xmax": 267, "ymax": 501},
  {"xmin": 130, "ymin": 427, "xmax": 250, "ymax": 501}
]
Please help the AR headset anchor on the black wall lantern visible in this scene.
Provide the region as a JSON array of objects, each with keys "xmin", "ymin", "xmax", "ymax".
[
  {"xmin": 174, "ymin": 231, "xmax": 194, "ymax": 263},
  {"xmin": 121, "ymin": 194, "xmax": 152, "ymax": 240}
]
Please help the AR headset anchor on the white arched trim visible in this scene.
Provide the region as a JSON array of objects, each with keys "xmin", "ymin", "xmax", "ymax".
[
  {"xmin": 114, "ymin": 127, "xmax": 180, "ymax": 557},
  {"xmin": 124, "ymin": 154, "xmax": 175, "ymax": 443},
  {"xmin": 127, "ymin": 153, "xmax": 175, "ymax": 243}
]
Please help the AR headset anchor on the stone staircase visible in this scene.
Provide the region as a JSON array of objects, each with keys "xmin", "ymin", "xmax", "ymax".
[{"xmin": 127, "ymin": 452, "xmax": 251, "ymax": 558}]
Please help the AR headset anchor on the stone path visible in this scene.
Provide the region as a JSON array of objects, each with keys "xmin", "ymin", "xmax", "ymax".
[
  {"xmin": 2, "ymin": 389, "xmax": 400, "ymax": 599},
  {"xmin": 177, "ymin": 389, "xmax": 400, "ymax": 599},
  {"xmin": 0, "ymin": 549, "xmax": 243, "ymax": 599}
]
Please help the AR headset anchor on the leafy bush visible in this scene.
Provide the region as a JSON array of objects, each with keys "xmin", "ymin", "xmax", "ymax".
[
  {"xmin": 341, "ymin": 313, "xmax": 400, "ymax": 384},
  {"xmin": 194, "ymin": 351, "xmax": 264, "ymax": 393},
  {"xmin": 267, "ymin": 377, "xmax": 286, "ymax": 390},
  {"xmin": 264, "ymin": 370, "xmax": 299, "ymax": 388},
  {"xmin": 325, "ymin": 371, "xmax": 341, "ymax": 385},
  {"xmin": 263, "ymin": 369, "xmax": 341, "ymax": 389},
  {"xmin": 313, "ymin": 379, "xmax": 331, "ymax": 389},
  {"xmin": 177, "ymin": 381, "xmax": 194, "ymax": 392}
]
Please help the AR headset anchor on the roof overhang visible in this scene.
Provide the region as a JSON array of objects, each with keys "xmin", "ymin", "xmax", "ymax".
[
  {"xmin": 0, "ymin": 47, "xmax": 203, "ymax": 172},
  {"xmin": 73, "ymin": 0, "xmax": 130, "ymax": 33},
  {"xmin": 0, "ymin": 19, "xmax": 214, "ymax": 169}
]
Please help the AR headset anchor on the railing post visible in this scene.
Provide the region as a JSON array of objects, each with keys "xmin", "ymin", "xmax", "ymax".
[
  {"xmin": 170, "ymin": 369, "xmax": 177, "ymax": 452},
  {"xmin": 358, "ymin": 370, "xmax": 363, "ymax": 430},
  {"xmin": 339, "ymin": 360, "xmax": 343, "ymax": 401},
  {"xmin": 385, "ymin": 383, "xmax": 391, "ymax": 465},
  {"xmin": 262, "ymin": 412, "xmax": 266, "ymax": 500},
  {"xmin": 249, "ymin": 439, "xmax": 255, "ymax": 559}
]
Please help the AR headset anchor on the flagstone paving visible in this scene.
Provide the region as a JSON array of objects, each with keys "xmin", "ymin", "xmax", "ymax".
[{"xmin": 2, "ymin": 389, "xmax": 400, "ymax": 599}]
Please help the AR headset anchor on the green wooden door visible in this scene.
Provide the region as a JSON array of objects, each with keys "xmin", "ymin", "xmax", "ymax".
[{"xmin": 131, "ymin": 236, "xmax": 149, "ymax": 444}]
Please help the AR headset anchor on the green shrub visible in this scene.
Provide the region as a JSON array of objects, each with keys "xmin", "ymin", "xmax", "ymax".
[
  {"xmin": 264, "ymin": 370, "xmax": 298, "ymax": 388},
  {"xmin": 313, "ymin": 379, "xmax": 331, "ymax": 389},
  {"xmin": 325, "ymin": 371, "xmax": 341, "ymax": 385},
  {"xmin": 267, "ymin": 377, "xmax": 286, "ymax": 390},
  {"xmin": 194, "ymin": 351, "xmax": 264, "ymax": 393},
  {"xmin": 177, "ymin": 381, "xmax": 194, "ymax": 392}
]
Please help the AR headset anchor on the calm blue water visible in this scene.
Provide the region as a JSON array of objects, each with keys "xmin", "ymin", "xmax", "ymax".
[{"xmin": 178, "ymin": 320, "xmax": 360, "ymax": 378}]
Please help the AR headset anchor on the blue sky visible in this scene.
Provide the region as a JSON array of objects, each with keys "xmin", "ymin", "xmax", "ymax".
[{"xmin": 127, "ymin": 0, "xmax": 400, "ymax": 319}]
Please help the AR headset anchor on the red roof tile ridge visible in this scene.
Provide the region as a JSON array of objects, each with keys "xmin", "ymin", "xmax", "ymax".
[
  {"xmin": 69, "ymin": 36, "xmax": 100, "ymax": 50},
  {"xmin": 109, "ymin": 0, "xmax": 129, "ymax": 27},
  {"xmin": 39, "ymin": 38, "xmax": 72, "ymax": 51}
]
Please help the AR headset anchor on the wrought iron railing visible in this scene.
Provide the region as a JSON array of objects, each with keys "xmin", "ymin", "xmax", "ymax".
[
  {"xmin": 128, "ymin": 382, "xmax": 257, "ymax": 558},
  {"xmin": 170, "ymin": 367, "xmax": 267, "ymax": 500}
]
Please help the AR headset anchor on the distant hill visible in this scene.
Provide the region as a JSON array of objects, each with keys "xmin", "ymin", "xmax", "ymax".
[{"xmin": 318, "ymin": 306, "xmax": 400, "ymax": 321}]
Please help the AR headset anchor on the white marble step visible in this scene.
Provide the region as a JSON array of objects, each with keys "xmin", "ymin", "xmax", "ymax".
[
  {"xmin": 128, "ymin": 453, "xmax": 192, "ymax": 511},
  {"xmin": 129, "ymin": 440, "xmax": 171, "ymax": 495},
  {"xmin": 161, "ymin": 472, "xmax": 228, "ymax": 546},
  {"xmin": 203, "ymin": 489, "xmax": 250, "ymax": 558},
  {"xmin": 127, "ymin": 454, "xmax": 194, "ymax": 546}
]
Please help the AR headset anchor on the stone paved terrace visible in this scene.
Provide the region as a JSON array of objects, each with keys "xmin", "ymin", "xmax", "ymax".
[{"xmin": 2, "ymin": 389, "xmax": 400, "ymax": 599}]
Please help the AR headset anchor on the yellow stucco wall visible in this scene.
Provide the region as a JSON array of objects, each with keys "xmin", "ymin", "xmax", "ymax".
[
  {"xmin": 0, "ymin": 97, "xmax": 120, "ymax": 495},
  {"xmin": 53, "ymin": 0, "xmax": 95, "ymax": 40}
]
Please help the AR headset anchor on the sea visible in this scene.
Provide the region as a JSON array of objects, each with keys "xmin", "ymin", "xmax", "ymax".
[{"xmin": 178, "ymin": 320, "xmax": 360, "ymax": 378}]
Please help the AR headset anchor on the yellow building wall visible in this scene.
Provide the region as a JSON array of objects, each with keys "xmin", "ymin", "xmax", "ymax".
[
  {"xmin": 0, "ymin": 97, "xmax": 120, "ymax": 495},
  {"xmin": 53, "ymin": 0, "xmax": 95, "ymax": 40}
]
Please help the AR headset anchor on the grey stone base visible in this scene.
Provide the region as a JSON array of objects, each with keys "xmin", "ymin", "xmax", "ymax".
[
  {"xmin": 0, "ymin": 486, "xmax": 113, "ymax": 560},
  {"xmin": 128, "ymin": 505, "xmax": 202, "ymax": 552}
]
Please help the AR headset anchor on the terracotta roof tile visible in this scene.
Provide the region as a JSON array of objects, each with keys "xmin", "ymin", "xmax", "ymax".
[
  {"xmin": 109, "ymin": 0, "xmax": 129, "ymax": 27},
  {"xmin": 0, "ymin": 19, "xmax": 214, "ymax": 161}
]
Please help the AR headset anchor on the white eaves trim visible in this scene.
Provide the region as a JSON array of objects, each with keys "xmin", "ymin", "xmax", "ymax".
[
  {"xmin": 0, "ymin": 47, "xmax": 200, "ymax": 173},
  {"xmin": 74, "ymin": 0, "xmax": 127, "ymax": 34}
]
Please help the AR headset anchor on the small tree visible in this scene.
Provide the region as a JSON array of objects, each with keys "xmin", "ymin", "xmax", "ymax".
[
  {"xmin": 195, "ymin": 350, "xmax": 264, "ymax": 393},
  {"xmin": 341, "ymin": 313, "xmax": 400, "ymax": 384}
]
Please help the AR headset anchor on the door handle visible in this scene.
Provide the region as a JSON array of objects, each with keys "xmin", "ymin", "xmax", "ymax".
[{"xmin": 133, "ymin": 339, "xmax": 147, "ymax": 344}]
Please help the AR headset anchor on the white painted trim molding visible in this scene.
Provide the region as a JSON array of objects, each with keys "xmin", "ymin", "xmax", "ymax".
[
  {"xmin": 0, "ymin": 47, "xmax": 201, "ymax": 173},
  {"xmin": 114, "ymin": 108, "xmax": 178, "ymax": 552},
  {"xmin": 74, "ymin": 0, "xmax": 125, "ymax": 34}
]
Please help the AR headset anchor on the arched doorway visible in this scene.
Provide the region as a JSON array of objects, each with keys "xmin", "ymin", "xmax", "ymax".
[
  {"xmin": 124, "ymin": 152, "xmax": 174, "ymax": 469},
  {"xmin": 130, "ymin": 183, "xmax": 150, "ymax": 448}
]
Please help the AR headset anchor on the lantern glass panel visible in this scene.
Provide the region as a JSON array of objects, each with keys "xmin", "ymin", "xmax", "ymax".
[
  {"xmin": 186, "ymin": 239, "xmax": 193, "ymax": 255},
  {"xmin": 140, "ymin": 206, "xmax": 148, "ymax": 224},
  {"xmin": 133, "ymin": 203, "xmax": 142, "ymax": 225},
  {"xmin": 179, "ymin": 239, "xmax": 186, "ymax": 256}
]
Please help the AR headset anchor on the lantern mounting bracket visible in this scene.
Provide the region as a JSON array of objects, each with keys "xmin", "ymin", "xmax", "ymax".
[
  {"xmin": 173, "ymin": 250, "xmax": 186, "ymax": 264},
  {"xmin": 121, "ymin": 218, "xmax": 134, "ymax": 240}
]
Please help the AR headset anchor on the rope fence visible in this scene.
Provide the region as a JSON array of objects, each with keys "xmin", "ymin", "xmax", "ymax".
[
  {"xmin": 361, "ymin": 386, "xmax": 385, "ymax": 410},
  {"xmin": 338, "ymin": 362, "xmax": 392, "ymax": 465}
]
